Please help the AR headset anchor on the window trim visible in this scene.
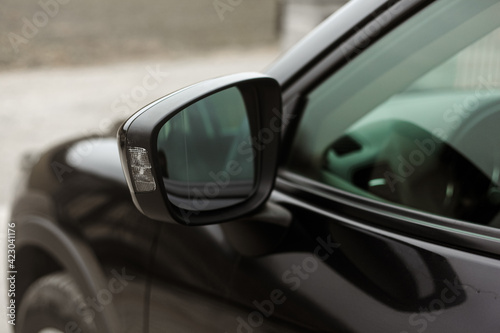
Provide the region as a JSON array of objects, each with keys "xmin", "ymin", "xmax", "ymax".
[{"xmin": 276, "ymin": 170, "xmax": 500, "ymax": 256}]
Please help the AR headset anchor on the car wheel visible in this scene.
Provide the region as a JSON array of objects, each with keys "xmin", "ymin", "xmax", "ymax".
[{"xmin": 17, "ymin": 272, "xmax": 98, "ymax": 333}]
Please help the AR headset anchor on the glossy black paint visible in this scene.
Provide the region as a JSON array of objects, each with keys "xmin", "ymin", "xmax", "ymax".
[{"xmin": 11, "ymin": 0, "xmax": 500, "ymax": 332}]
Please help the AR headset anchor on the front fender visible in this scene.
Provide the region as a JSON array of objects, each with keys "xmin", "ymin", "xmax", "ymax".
[{"xmin": 15, "ymin": 214, "xmax": 122, "ymax": 333}]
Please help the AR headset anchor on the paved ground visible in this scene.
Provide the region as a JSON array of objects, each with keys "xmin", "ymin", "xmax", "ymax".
[{"xmin": 0, "ymin": 47, "xmax": 280, "ymax": 332}]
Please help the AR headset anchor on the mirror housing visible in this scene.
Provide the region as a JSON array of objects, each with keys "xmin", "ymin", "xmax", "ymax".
[{"xmin": 118, "ymin": 73, "xmax": 282, "ymax": 226}]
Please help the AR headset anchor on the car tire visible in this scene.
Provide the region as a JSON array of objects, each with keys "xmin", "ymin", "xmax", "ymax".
[{"xmin": 17, "ymin": 272, "xmax": 98, "ymax": 333}]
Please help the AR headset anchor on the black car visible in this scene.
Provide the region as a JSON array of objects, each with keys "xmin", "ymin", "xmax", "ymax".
[{"xmin": 10, "ymin": 0, "xmax": 500, "ymax": 332}]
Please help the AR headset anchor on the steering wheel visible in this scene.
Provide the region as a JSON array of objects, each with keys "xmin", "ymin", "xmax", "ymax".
[
  {"xmin": 382, "ymin": 121, "xmax": 459, "ymax": 217},
  {"xmin": 447, "ymin": 101, "xmax": 500, "ymax": 226}
]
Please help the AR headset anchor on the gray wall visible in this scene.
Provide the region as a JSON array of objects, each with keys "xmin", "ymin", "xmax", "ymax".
[
  {"xmin": 0, "ymin": 0, "xmax": 352, "ymax": 70},
  {"xmin": 0, "ymin": 0, "xmax": 280, "ymax": 69}
]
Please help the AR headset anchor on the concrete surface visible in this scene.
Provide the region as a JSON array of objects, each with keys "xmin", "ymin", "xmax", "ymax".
[{"xmin": 0, "ymin": 46, "xmax": 280, "ymax": 332}]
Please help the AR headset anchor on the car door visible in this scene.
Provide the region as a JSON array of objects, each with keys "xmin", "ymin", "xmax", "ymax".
[{"xmin": 226, "ymin": 0, "xmax": 500, "ymax": 332}]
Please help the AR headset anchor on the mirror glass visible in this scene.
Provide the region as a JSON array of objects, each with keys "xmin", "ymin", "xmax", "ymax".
[{"xmin": 156, "ymin": 87, "xmax": 254, "ymax": 212}]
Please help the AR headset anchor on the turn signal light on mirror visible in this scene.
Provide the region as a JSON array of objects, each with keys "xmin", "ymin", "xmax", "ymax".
[{"xmin": 128, "ymin": 147, "xmax": 156, "ymax": 193}]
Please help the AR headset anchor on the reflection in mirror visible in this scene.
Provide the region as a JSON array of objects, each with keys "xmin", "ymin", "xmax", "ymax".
[{"xmin": 157, "ymin": 87, "xmax": 254, "ymax": 212}]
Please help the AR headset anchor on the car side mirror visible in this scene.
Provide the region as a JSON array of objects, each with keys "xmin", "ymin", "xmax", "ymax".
[{"xmin": 118, "ymin": 73, "xmax": 282, "ymax": 226}]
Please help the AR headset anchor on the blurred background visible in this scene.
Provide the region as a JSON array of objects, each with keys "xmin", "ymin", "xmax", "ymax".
[
  {"xmin": 0, "ymin": 0, "xmax": 350, "ymax": 70},
  {"xmin": 0, "ymin": 0, "xmax": 348, "ymax": 331}
]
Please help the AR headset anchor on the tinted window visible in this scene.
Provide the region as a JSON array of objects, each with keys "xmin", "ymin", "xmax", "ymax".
[{"xmin": 287, "ymin": 0, "xmax": 500, "ymax": 227}]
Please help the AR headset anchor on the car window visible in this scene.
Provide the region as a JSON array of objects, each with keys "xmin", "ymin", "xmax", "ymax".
[{"xmin": 286, "ymin": 0, "xmax": 500, "ymax": 227}]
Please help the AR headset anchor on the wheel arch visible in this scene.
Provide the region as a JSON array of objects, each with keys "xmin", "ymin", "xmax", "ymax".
[{"xmin": 16, "ymin": 214, "xmax": 122, "ymax": 333}]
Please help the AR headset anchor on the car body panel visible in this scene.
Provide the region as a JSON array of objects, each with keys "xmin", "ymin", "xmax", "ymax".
[{"xmin": 12, "ymin": 137, "xmax": 151, "ymax": 332}]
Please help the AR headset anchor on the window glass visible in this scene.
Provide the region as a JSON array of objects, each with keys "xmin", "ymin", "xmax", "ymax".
[{"xmin": 287, "ymin": 0, "xmax": 500, "ymax": 227}]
